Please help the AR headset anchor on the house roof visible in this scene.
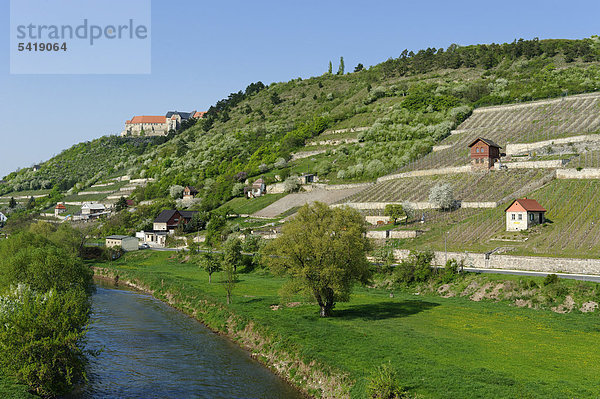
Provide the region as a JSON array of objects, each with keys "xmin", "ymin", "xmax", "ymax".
[
  {"xmin": 184, "ymin": 186, "xmax": 198, "ymax": 194},
  {"xmin": 128, "ymin": 115, "xmax": 166, "ymax": 124},
  {"xmin": 505, "ymin": 198, "xmax": 546, "ymax": 213},
  {"xmin": 106, "ymin": 235, "xmax": 132, "ymax": 240},
  {"xmin": 253, "ymin": 178, "xmax": 265, "ymax": 187},
  {"xmin": 82, "ymin": 203, "xmax": 105, "ymax": 210},
  {"xmin": 55, "ymin": 203, "xmax": 66, "ymax": 209},
  {"xmin": 193, "ymin": 111, "xmax": 206, "ymax": 119},
  {"xmin": 468, "ymin": 137, "xmax": 502, "ymax": 149},
  {"xmin": 179, "ymin": 210, "xmax": 198, "ymax": 219},
  {"xmin": 154, "ymin": 210, "xmax": 180, "ymax": 223},
  {"xmin": 165, "ymin": 111, "xmax": 194, "ymax": 120}
]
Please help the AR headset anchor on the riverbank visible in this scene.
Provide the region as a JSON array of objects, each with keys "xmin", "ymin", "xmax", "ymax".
[
  {"xmin": 90, "ymin": 251, "xmax": 600, "ymax": 398},
  {"xmin": 92, "ymin": 264, "xmax": 344, "ymax": 399}
]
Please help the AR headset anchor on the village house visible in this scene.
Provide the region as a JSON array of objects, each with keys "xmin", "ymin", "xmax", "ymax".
[
  {"xmin": 0, "ymin": 212, "xmax": 6, "ymax": 224},
  {"xmin": 299, "ymin": 173, "xmax": 318, "ymax": 184},
  {"xmin": 468, "ymin": 137, "xmax": 502, "ymax": 170},
  {"xmin": 142, "ymin": 209, "xmax": 198, "ymax": 248},
  {"xmin": 81, "ymin": 202, "xmax": 106, "ymax": 216},
  {"xmin": 105, "ymin": 235, "xmax": 139, "ymax": 252},
  {"xmin": 505, "ymin": 198, "xmax": 546, "ymax": 231},
  {"xmin": 245, "ymin": 178, "xmax": 266, "ymax": 198},
  {"xmin": 32, "ymin": 164, "xmax": 41, "ymax": 172},
  {"xmin": 54, "ymin": 203, "xmax": 66, "ymax": 217},
  {"xmin": 183, "ymin": 186, "xmax": 198, "ymax": 199}
]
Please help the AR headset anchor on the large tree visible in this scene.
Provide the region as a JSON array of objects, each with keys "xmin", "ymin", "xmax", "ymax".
[{"xmin": 265, "ymin": 202, "xmax": 371, "ymax": 317}]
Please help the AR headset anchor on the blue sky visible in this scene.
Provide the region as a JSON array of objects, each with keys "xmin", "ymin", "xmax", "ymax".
[{"xmin": 1, "ymin": 0, "xmax": 599, "ymax": 177}]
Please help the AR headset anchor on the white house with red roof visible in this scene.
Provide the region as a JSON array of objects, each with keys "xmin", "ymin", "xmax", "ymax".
[
  {"xmin": 505, "ymin": 198, "xmax": 546, "ymax": 231},
  {"xmin": 54, "ymin": 203, "xmax": 67, "ymax": 217}
]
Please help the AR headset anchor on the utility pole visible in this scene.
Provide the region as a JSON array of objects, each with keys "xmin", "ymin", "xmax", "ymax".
[{"xmin": 444, "ymin": 231, "xmax": 448, "ymax": 265}]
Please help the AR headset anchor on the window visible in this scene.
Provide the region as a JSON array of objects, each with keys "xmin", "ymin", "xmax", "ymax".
[
  {"xmin": 511, "ymin": 214, "xmax": 515, "ymax": 220},
  {"xmin": 476, "ymin": 148, "xmax": 480, "ymax": 153},
  {"xmin": 530, "ymin": 213, "xmax": 534, "ymax": 221},
  {"xmin": 518, "ymin": 214, "xmax": 522, "ymax": 220}
]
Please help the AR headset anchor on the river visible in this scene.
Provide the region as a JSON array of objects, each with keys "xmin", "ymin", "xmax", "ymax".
[{"xmin": 71, "ymin": 280, "xmax": 304, "ymax": 399}]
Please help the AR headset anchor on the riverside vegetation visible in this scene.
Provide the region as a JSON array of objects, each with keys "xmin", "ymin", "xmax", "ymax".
[
  {"xmin": 91, "ymin": 246, "xmax": 600, "ymax": 398},
  {"xmin": 0, "ymin": 223, "xmax": 94, "ymax": 398}
]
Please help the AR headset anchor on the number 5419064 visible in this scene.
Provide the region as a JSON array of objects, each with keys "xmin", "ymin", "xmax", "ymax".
[{"xmin": 18, "ymin": 42, "xmax": 67, "ymax": 51}]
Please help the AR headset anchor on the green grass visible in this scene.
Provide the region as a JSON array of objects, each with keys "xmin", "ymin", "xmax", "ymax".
[
  {"xmin": 92, "ymin": 252, "xmax": 600, "ymax": 399},
  {"xmin": 220, "ymin": 193, "xmax": 287, "ymax": 215},
  {"xmin": 0, "ymin": 372, "xmax": 35, "ymax": 398}
]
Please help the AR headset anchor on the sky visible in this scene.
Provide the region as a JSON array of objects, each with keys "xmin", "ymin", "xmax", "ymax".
[{"xmin": 1, "ymin": 0, "xmax": 599, "ymax": 177}]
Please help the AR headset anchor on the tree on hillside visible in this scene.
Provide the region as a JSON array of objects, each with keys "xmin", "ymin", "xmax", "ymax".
[
  {"xmin": 196, "ymin": 251, "xmax": 222, "ymax": 283},
  {"xmin": 384, "ymin": 204, "xmax": 405, "ymax": 225},
  {"xmin": 337, "ymin": 56, "xmax": 345, "ymax": 75},
  {"xmin": 223, "ymin": 236, "xmax": 243, "ymax": 272},
  {"xmin": 115, "ymin": 196, "xmax": 128, "ymax": 212},
  {"xmin": 264, "ymin": 202, "xmax": 371, "ymax": 317},
  {"xmin": 26, "ymin": 196, "xmax": 35, "ymax": 210},
  {"xmin": 354, "ymin": 63, "xmax": 364, "ymax": 72},
  {"xmin": 328, "ymin": 60, "xmax": 333, "ymax": 74},
  {"xmin": 401, "ymin": 202, "xmax": 415, "ymax": 225},
  {"xmin": 429, "ymin": 183, "xmax": 456, "ymax": 211},
  {"xmin": 9, "ymin": 197, "xmax": 16, "ymax": 209}
]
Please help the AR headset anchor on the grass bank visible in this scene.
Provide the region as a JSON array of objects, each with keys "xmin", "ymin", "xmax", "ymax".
[
  {"xmin": 0, "ymin": 373, "xmax": 34, "ymax": 399},
  {"xmin": 91, "ymin": 251, "xmax": 600, "ymax": 398}
]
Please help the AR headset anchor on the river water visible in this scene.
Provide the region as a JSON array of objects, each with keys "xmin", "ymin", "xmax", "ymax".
[{"xmin": 72, "ymin": 280, "xmax": 304, "ymax": 399}]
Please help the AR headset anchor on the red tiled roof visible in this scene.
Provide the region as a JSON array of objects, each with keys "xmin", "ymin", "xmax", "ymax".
[
  {"xmin": 193, "ymin": 111, "xmax": 206, "ymax": 119},
  {"xmin": 468, "ymin": 137, "xmax": 501, "ymax": 149},
  {"xmin": 55, "ymin": 203, "xmax": 66, "ymax": 209},
  {"xmin": 505, "ymin": 198, "xmax": 546, "ymax": 213},
  {"xmin": 128, "ymin": 115, "xmax": 166, "ymax": 124}
]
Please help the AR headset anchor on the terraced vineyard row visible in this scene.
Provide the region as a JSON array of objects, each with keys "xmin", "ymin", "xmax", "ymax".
[
  {"xmin": 409, "ymin": 179, "xmax": 600, "ymax": 258},
  {"xmin": 396, "ymin": 94, "xmax": 600, "ymax": 173},
  {"xmin": 344, "ymin": 169, "xmax": 552, "ymax": 203}
]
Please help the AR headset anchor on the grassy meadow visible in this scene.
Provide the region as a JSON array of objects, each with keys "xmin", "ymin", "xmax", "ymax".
[
  {"xmin": 0, "ymin": 373, "xmax": 34, "ymax": 399},
  {"xmin": 91, "ymin": 251, "xmax": 600, "ymax": 398}
]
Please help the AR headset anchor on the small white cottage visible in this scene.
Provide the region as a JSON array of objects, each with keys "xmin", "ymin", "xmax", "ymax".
[{"xmin": 505, "ymin": 198, "xmax": 546, "ymax": 231}]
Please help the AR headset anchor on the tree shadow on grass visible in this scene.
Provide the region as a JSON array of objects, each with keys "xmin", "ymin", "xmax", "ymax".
[{"xmin": 335, "ymin": 300, "xmax": 440, "ymax": 321}]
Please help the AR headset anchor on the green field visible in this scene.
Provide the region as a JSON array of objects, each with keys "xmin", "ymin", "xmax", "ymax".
[
  {"xmin": 401, "ymin": 179, "xmax": 600, "ymax": 258},
  {"xmin": 220, "ymin": 193, "xmax": 287, "ymax": 215},
  {"xmin": 92, "ymin": 252, "xmax": 600, "ymax": 398}
]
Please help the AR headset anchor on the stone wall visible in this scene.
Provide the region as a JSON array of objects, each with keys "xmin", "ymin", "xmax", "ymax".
[
  {"xmin": 365, "ymin": 216, "xmax": 391, "ymax": 225},
  {"xmin": 557, "ymin": 168, "xmax": 600, "ymax": 179},
  {"xmin": 306, "ymin": 138, "xmax": 358, "ymax": 146},
  {"xmin": 394, "ymin": 249, "xmax": 600, "ymax": 275},
  {"xmin": 321, "ymin": 127, "xmax": 369, "ymax": 135},
  {"xmin": 366, "ymin": 230, "xmax": 418, "ymax": 239},
  {"xmin": 340, "ymin": 200, "xmax": 497, "ymax": 211},
  {"xmin": 377, "ymin": 166, "xmax": 471, "ymax": 182},
  {"xmin": 291, "ymin": 150, "xmax": 326, "ymax": 161},
  {"xmin": 266, "ymin": 183, "xmax": 286, "ymax": 194},
  {"xmin": 501, "ymin": 159, "xmax": 567, "ymax": 169},
  {"xmin": 505, "ymin": 134, "xmax": 600, "ymax": 155},
  {"xmin": 432, "ymin": 145, "xmax": 453, "ymax": 152}
]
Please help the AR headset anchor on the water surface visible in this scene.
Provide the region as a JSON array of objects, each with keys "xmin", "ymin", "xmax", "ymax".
[{"xmin": 73, "ymin": 280, "xmax": 304, "ymax": 399}]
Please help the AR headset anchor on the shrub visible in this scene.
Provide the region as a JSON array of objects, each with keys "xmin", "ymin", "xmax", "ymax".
[
  {"xmin": 429, "ymin": 183, "xmax": 456, "ymax": 210},
  {"xmin": 0, "ymin": 285, "xmax": 90, "ymax": 397},
  {"xmin": 169, "ymin": 184, "xmax": 184, "ymax": 199},
  {"xmin": 439, "ymin": 258, "xmax": 463, "ymax": 283},
  {"xmin": 283, "ymin": 176, "xmax": 300, "ymax": 193},
  {"xmin": 394, "ymin": 250, "xmax": 434, "ymax": 285},
  {"xmin": 367, "ymin": 362, "xmax": 407, "ymax": 399},
  {"xmin": 543, "ymin": 273, "xmax": 559, "ymax": 286}
]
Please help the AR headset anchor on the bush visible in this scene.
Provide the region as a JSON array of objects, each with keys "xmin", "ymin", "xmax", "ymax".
[
  {"xmin": 543, "ymin": 273, "xmax": 559, "ymax": 286},
  {"xmin": 394, "ymin": 250, "xmax": 434, "ymax": 285},
  {"xmin": 283, "ymin": 176, "xmax": 300, "ymax": 193},
  {"xmin": 0, "ymin": 285, "xmax": 90, "ymax": 397},
  {"xmin": 439, "ymin": 258, "xmax": 463, "ymax": 283},
  {"xmin": 367, "ymin": 362, "xmax": 407, "ymax": 399}
]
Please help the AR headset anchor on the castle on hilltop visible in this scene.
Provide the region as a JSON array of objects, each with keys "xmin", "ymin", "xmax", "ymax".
[{"xmin": 121, "ymin": 110, "xmax": 205, "ymax": 137}]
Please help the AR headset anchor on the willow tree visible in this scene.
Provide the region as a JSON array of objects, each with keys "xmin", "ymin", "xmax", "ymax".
[{"xmin": 265, "ymin": 202, "xmax": 371, "ymax": 317}]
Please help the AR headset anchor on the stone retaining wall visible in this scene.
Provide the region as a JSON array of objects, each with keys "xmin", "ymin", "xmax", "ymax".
[
  {"xmin": 377, "ymin": 166, "xmax": 471, "ymax": 182},
  {"xmin": 394, "ymin": 249, "xmax": 600, "ymax": 275},
  {"xmin": 432, "ymin": 145, "xmax": 453, "ymax": 152},
  {"xmin": 321, "ymin": 127, "xmax": 369, "ymax": 135},
  {"xmin": 505, "ymin": 134, "xmax": 600, "ymax": 155},
  {"xmin": 502, "ymin": 159, "xmax": 567, "ymax": 169},
  {"xmin": 367, "ymin": 230, "xmax": 418, "ymax": 239},
  {"xmin": 340, "ymin": 200, "xmax": 497, "ymax": 210},
  {"xmin": 557, "ymin": 168, "xmax": 600, "ymax": 179},
  {"xmin": 291, "ymin": 150, "xmax": 326, "ymax": 161}
]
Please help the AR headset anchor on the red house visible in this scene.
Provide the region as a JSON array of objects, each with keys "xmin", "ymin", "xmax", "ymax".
[{"xmin": 468, "ymin": 137, "xmax": 501, "ymax": 170}]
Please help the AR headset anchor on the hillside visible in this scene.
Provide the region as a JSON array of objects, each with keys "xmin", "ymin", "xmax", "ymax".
[{"xmin": 3, "ymin": 37, "xmax": 600, "ymax": 218}]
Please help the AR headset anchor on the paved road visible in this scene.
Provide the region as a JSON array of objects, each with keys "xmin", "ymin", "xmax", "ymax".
[{"xmin": 464, "ymin": 267, "xmax": 600, "ymax": 283}]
